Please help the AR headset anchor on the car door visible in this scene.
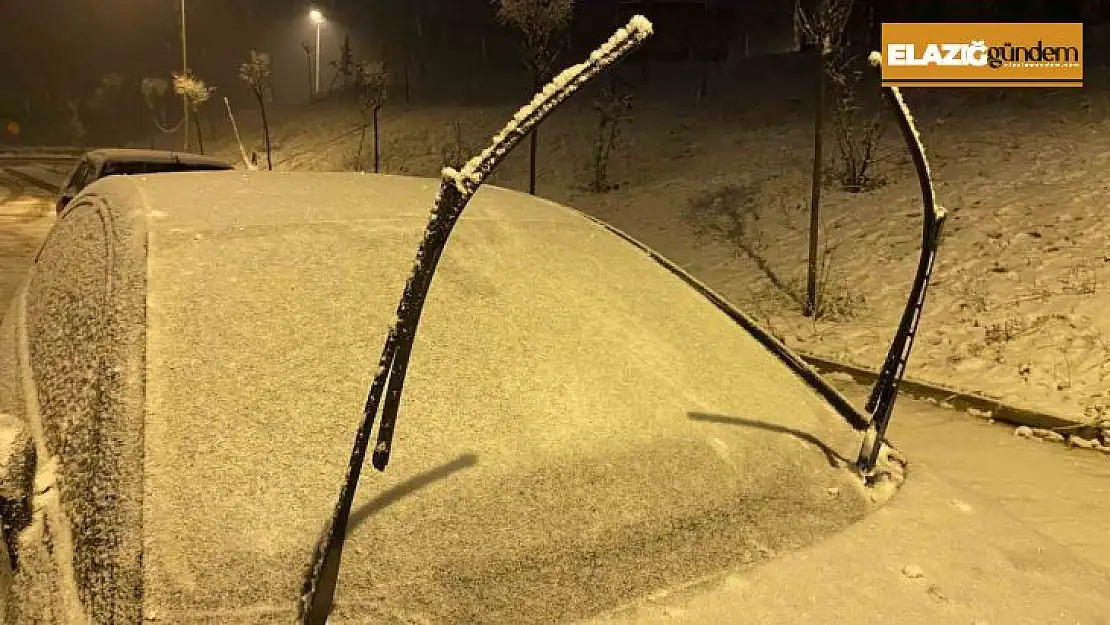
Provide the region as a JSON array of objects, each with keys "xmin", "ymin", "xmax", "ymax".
[{"xmin": 2, "ymin": 195, "xmax": 144, "ymax": 622}]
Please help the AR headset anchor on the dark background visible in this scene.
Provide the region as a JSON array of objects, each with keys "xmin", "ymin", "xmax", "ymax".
[{"xmin": 0, "ymin": 0, "xmax": 1105, "ymax": 145}]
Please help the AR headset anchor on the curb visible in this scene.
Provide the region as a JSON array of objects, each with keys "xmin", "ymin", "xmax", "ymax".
[
  {"xmin": 1, "ymin": 167, "xmax": 62, "ymax": 194},
  {"xmin": 794, "ymin": 349, "xmax": 1102, "ymax": 441}
]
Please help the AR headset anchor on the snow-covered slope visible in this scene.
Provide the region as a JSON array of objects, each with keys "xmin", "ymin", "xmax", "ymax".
[{"xmin": 208, "ymin": 63, "xmax": 1110, "ymax": 428}]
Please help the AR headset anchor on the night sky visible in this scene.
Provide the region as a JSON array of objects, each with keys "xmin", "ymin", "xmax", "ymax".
[{"xmin": 0, "ymin": 0, "xmax": 1093, "ymax": 120}]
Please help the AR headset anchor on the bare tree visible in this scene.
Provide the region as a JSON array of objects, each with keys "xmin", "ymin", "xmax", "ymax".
[
  {"xmin": 302, "ymin": 42, "xmax": 314, "ymax": 100},
  {"xmin": 827, "ymin": 46, "xmax": 886, "ymax": 193},
  {"xmin": 493, "ymin": 0, "xmax": 575, "ymax": 195},
  {"xmin": 794, "ymin": 0, "xmax": 853, "ymax": 318},
  {"xmin": 355, "ymin": 61, "xmax": 390, "ymax": 173},
  {"xmin": 173, "ymin": 72, "xmax": 215, "ymax": 154},
  {"xmin": 329, "ymin": 35, "xmax": 356, "ymax": 93},
  {"xmin": 588, "ymin": 77, "xmax": 634, "ymax": 192},
  {"xmin": 239, "ymin": 50, "xmax": 273, "ymax": 170}
]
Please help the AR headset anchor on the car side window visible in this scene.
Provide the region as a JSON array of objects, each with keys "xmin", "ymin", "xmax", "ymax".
[
  {"xmin": 25, "ymin": 198, "xmax": 129, "ymax": 620},
  {"xmin": 75, "ymin": 162, "xmax": 98, "ymax": 191},
  {"xmin": 64, "ymin": 161, "xmax": 87, "ymax": 193}
]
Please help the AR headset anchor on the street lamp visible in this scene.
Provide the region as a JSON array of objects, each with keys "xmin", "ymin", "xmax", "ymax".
[{"xmin": 309, "ymin": 8, "xmax": 326, "ymax": 96}]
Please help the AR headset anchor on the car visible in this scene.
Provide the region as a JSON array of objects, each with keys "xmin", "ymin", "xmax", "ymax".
[
  {"xmin": 0, "ymin": 171, "xmax": 1107, "ymax": 624},
  {"xmin": 54, "ymin": 148, "xmax": 234, "ymax": 213}
]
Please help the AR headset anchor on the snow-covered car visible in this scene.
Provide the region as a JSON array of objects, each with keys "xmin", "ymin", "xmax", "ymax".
[
  {"xmin": 0, "ymin": 171, "xmax": 1107, "ymax": 624},
  {"xmin": 54, "ymin": 148, "xmax": 233, "ymax": 213}
]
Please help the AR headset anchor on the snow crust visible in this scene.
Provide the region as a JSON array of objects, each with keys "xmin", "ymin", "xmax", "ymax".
[{"xmin": 870, "ymin": 49, "xmax": 945, "ymax": 222}]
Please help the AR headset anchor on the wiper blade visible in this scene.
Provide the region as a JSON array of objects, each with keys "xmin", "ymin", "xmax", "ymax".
[
  {"xmin": 298, "ymin": 16, "xmax": 655, "ymax": 624},
  {"xmin": 857, "ymin": 53, "xmax": 947, "ymax": 473}
]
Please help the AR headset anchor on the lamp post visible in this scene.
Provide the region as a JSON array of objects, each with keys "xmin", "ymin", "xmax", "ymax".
[
  {"xmin": 310, "ymin": 8, "xmax": 326, "ymax": 96},
  {"xmin": 181, "ymin": 0, "xmax": 189, "ymax": 150}
]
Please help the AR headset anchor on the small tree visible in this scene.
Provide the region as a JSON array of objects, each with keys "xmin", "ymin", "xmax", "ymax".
[
  {"xmin": 302, "ymin": 42, "xmax": 314, "ymax": 100},
  {"xmin": 493, "ymin": 0, "xmax": 575, "ymax": 195},
  {"xmin": 173, "ymin": 72, "xmax": 215, "ymax": 154},
  {"xmin": 794, "ymin": 0, "xmax": 852, "ymax": 318},
  {"xmin": 328, "ymin": 35, "xmax": 356, "ymax": 94},
  {"xmin": 355, "ymin": 61, "xmax": 390, "ymax": 173},
  {"xmin": 240, "ymin": 50, "xmax": 273, "ymax": 170},
  {"xmin": 827, "ymin": 48, "xmax": 886, "ymax": 192},
  {"xmin": 588, "ymin": 77, "xmax": 633, "ymax": 192}
]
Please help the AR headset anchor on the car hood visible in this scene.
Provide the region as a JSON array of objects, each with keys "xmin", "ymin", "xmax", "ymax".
[
  {"xmin": 145, "ymin": 464, "xmax": 1110, "ymax": 625},
  {"xmin": 578, "ymin": 463, "xmax": 1110, "ymax": 625}
]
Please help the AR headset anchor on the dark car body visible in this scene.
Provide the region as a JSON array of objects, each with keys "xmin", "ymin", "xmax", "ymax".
[{"xmin": 55, "ymin": 148, "xmax": 233, "ymax": 213}]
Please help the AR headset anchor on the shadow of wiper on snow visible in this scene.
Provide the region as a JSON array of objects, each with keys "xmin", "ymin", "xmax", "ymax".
[
  {"xmin": 345, "ymin": 452, "xmax": 479, "ymax": 535},
  {"xmin": 298, "ymin": 452, "xmax": 477, "ymax": 621},
  {"xmin": 688, "ymin": 411, "xmax": 849, "ymax": 468}
]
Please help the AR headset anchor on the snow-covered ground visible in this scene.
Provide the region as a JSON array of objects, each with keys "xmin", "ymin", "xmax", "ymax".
[{"xmin": 208, "ymin": 61, "xmax": 1110, "ymax": 428}]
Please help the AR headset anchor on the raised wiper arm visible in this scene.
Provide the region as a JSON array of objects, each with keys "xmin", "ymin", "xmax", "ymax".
[
  {"xmin": 299, "ymin": 16, "xmax": 654, "ymax": 624},
  {"xmin": 857, "ymin": 52, "xmax": 947, "ymax": 474}
]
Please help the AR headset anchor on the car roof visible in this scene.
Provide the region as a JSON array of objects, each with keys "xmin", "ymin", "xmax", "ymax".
[
  {"xmin": 84, "ymin": 148, "xmax": 232, "ymax": 168},
  {"xmin": 43, "ymin": 172, "xmax": 876, "ymax": 622}
]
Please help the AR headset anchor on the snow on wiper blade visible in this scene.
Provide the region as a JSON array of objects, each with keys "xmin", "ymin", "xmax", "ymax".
[
  {"xmin": 298, "ymin": 16, "xmax": 654, "ymax": 625},
  {"xmin": 857, "ymin": 52, "xmax": 947, "ymax": 474}
]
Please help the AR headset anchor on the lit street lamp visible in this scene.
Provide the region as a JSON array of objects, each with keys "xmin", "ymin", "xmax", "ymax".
[{"xmin": 310, "ymin": 8, "xmax": 326, "ymax": 96}]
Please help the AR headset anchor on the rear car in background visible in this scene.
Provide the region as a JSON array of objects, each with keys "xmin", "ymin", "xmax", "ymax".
[{"xmin": 54, "ymin": 148, "xmax": 233, "ymax": 213}]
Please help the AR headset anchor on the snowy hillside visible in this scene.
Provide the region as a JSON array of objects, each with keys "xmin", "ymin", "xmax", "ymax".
[{"xmin": 208, "ymin": 60, "xmax": 1110, "ymax": 427}]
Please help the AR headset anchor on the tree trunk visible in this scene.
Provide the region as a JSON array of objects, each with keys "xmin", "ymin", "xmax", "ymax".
[
  {"xmin": 342, "ymin": 35, "xmax": 352, "ymax": 89},
  {"xmin": 528, "ymin": 72, "xmax": 540, "ymax": 195},
  {"xmin": 356, "ymin": 124, "xmax": 367, "ymax": 171},
  {"xmin": 403, "ymin": 56, "xmax": 412, "ymax": 103},
  {"xmin": 805, "ymin": 44, "xmax": 824, "ymax": 318},
  {"xmin": 528, "ymin": 126, "xmax": 538, "ymax": 195},
  {"xmin": 257, "ymin": 92, "xmax": 272, "ymax": 170},
  {"xmin": 192, "ymin": 109, "xmax": 205, "ymax": 154},
  {"xmin": 306, "ymin": 51, "xmax": 314, "ymax": 100},
  {"xmin": 372, "ymin": 107, "xmax": 381, "ymax": 173}
]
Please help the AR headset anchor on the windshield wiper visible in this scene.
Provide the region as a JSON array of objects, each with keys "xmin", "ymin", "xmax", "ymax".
[
  {"xmin": 857, "ymin": 53, "xmax": 947, "ymax": 474},
  {"xmin": 298, "ymin": 17, "xmax": 654, "ymax": 624}
]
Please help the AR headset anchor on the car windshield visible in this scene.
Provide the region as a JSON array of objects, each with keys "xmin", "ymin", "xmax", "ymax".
[{"xmin": 111, "ymin": 172, "xmax": 880, "ymax": 624}]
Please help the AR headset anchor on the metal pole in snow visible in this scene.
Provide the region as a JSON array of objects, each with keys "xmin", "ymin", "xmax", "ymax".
[
  {"xmin": 181, "ymin": 0, "xmax": 189, "ymax": 150},
  {"xmin": 315, "ymin": 22, "xmax": 322, "ymax": 95}
]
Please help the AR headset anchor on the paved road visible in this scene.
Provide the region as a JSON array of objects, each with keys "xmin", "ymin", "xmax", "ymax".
[
  {"xmin": 827, "ymin": 375, "xmax": 1110, "ymax": 573},
  {"xmin": 0, "ymin": 170, "xmax": 22, "ymax": 205},
  {"xmin": 3, "ymin": 164, "xmax": 68, "ymax": 193},
  {"xmin": 0, "ymin": 168, "xmax": 55, "ymax": 307}
]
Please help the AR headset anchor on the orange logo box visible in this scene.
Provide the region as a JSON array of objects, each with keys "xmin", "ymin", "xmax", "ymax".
[{"xmin": 879, "ymin": 23, "xmax": 1083, "ymax": 87}]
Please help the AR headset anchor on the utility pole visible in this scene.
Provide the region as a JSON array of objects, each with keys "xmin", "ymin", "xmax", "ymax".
[
  {"xmin": 315, "ymin": 20, "xmax": 322, "ymax": 93},
  {"xmin": 181, "ymin": 0, "xmax": 189, "ymax": 150},
  {"xmin": 309, "ymin": 8, "xmax": 327, "ymax": 98}
]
